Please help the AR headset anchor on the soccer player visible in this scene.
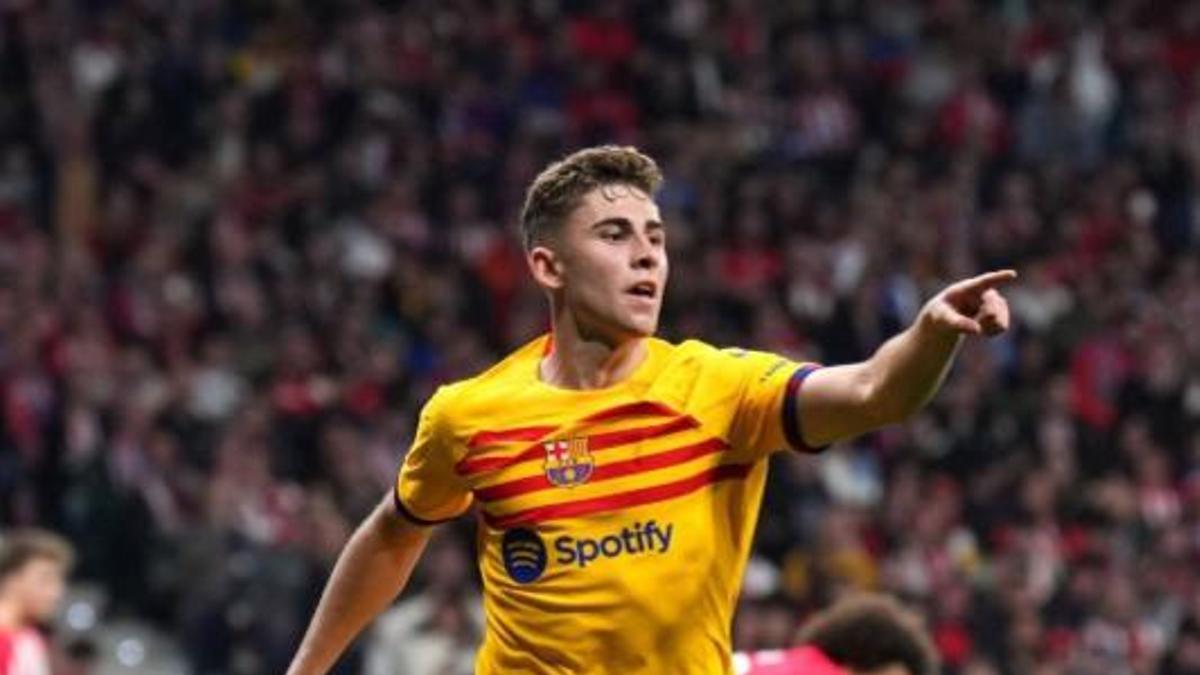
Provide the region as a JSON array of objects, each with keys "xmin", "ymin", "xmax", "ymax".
[
  {"xmin": 0, "ymin": 529, "xmax": 74, "ymax": 675},
  {"xmin": 734, "ymin": 594, "xmax": 938, "ymax": 675},
  {"xmin": 287, "ymin": 146, "xmax": 1013, "ymax": 674}
]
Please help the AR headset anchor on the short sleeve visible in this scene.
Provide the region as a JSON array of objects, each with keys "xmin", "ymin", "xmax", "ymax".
[
  {"xmin": 724, "ymin": 349, "xmax": 823, "ymax": 458},
  {"xmin": 394, "ymin": 389, "xmax": 473, "ymax": 525}
]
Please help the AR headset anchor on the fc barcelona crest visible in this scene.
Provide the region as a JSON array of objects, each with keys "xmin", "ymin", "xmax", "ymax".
[{"xmin": 543, "ymin": 437, "xmax": 594, "ymax": 488}]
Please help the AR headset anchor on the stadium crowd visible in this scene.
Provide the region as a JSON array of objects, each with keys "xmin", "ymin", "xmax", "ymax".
[{"xmin": 1, "ymin": 0, "xmax": 1199, "ymax": 673}]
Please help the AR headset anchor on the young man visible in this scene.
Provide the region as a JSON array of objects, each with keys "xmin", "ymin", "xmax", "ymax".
[
  {"xmin": 735, "ymin": 594, "xmax": 938, "ymax": 675},
  {"xmin": 0, "ymin": 529, "xmax": 74, "ymax": 675},
  {"xmin": 288, "ymin": 146, "xmax": 1013, "ymax": 674}
]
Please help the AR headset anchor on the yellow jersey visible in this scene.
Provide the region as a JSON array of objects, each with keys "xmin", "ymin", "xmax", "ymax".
[{"xmin": 395, "ymin": 335, "xmax": 821, "ymax": 674}]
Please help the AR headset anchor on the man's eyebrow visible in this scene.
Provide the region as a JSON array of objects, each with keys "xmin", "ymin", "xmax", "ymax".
[
  {"xmin": 588, "ymin": 217, "xmax": 665, "ymax": 231},
  {"xmin": 589, "ymin": 217, "xmax": 634, "ymax": 230}
]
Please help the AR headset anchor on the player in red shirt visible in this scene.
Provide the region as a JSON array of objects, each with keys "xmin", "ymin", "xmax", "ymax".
[
  {"xmin": 736, "ymin": 595, "xmax": 937, "ymax": 675},
  {"xmin": 0, "ymin": 530, "xmax": 73, "ymax": 675}
]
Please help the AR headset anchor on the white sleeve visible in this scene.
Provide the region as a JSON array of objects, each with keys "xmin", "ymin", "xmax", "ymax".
[{"xmin": 11, "ymin": 632, "xmax": 50, "ymax": 675}]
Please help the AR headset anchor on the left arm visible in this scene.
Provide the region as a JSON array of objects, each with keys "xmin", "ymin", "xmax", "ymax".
[{"xmin": 795, "ymin": 270, "xmax": 1016, "ymax": 448}]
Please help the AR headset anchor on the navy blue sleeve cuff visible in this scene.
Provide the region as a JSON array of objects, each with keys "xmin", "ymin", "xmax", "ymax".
[{"xmin": 782, "ymin": 364, "xmax": 828, "ymax": 453}]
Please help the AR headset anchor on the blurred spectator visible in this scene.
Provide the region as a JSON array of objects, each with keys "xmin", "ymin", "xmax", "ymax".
[
  {"xmin": 364, "ymin": 534, "xmax": 481, "ymax": 675},
  {"xmin": 0, "ymin": 529, "xmax": 74, "ymax": 675},
  {"xmin": 735, "ymin": 593, "xmax": 938, "ymax": 675}
]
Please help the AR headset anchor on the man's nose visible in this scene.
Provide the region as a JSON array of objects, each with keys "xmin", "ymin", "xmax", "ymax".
[{"xmin": 631, "ymin": 235, "xmax": 660, "ymax": 270}]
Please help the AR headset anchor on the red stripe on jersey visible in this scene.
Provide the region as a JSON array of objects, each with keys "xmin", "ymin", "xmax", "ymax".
[
  {"xmin": 475, "ymin": 437, "xmax": 729, "ymax": 502},
  {"xmin": 484, "ymin": 462, "xmax": 753, "ymax": 529},
  {"xmin": 467, "ymin": 426, "xmax": 558, "ymax": 450},
  {"xmin": 456, "ymin": 416, "xmax": 700, "ymax": 477},
  {"xmin": 581, "ymin": 401, "xmax": 679, "ymax": 423}
]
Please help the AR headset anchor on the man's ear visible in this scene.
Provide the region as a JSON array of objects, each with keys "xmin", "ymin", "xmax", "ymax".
[{"xmin": 527, "ymin": 244, "xmax": 565, "ymax": 290}]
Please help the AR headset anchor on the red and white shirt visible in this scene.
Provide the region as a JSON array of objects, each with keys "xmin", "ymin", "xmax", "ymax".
[
  {"xmin": 0, "ymin": 628, "xmax": 50, "ymax": 675},
  {"xmin": 734, "ymin": 646, "xmax": 848, "ymax": 675}
]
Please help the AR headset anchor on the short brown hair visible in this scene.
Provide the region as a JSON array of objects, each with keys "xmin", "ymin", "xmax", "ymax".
[
  {"xmin": 798, "ymin": 594, "xmax": 939, "ymax": 675},
  {"xmin": 519, "ymin": 145, "xmax": 663, "ymax": 250},
  {"xmin": 0, "ymin": 529, "xmax": 74, "ymax": 581}
]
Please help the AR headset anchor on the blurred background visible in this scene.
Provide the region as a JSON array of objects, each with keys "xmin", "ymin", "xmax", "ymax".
[{"xmin": 0, "ymin": 0, "xmax": 1198, "ymax": 673}]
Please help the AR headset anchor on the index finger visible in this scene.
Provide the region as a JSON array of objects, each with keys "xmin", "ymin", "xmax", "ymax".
[{"xmin": 950, "ymin": 269, "xmax": 1018, "ymax": 295}]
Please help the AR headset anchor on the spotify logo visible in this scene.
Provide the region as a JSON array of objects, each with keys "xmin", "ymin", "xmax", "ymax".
[{"xmin": 502, "ymin": 528, "xmax": 547, "ymax": 584}]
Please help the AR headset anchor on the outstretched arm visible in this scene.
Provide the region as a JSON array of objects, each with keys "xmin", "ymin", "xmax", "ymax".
[
  {"xmin": 287, "ymin": 495, "xmax": 433, "ymax": 675},
  {"xmin": 795, "ymin": 270, "xmax": 1016, "ymax": 448}
]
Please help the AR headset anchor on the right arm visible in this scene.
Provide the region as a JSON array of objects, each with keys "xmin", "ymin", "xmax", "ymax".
[{"xmin": 286, "ymin": 495, "xmax": 432, "ymax": 675}]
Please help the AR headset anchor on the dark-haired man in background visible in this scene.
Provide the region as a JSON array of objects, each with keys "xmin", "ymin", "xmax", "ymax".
[{"xmin": 736, "ymin": 594, "xmax": 938, "ymax": 675}]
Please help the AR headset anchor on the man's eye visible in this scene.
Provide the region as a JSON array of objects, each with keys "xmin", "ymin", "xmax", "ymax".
[{"xmin": 601, "ymin": 230, "xmax": 623, "ymax": 241}]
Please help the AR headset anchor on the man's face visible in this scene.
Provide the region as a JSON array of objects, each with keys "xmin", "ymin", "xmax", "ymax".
[
  {"xmin": 534, "ymin": 184, "xmax": 668, "ymax": 342},
  {"xmin": 9, "ymin": 558, "xmax": 66, "ymax": 622}
]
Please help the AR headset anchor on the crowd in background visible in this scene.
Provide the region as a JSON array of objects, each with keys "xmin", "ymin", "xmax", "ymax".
[{"xmin": 1, "ymin": 1, "xmax": 1199, "ymax": 673}]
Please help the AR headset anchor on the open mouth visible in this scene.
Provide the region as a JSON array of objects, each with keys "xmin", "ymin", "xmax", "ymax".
[{"xmin": 626, "ymin": 281, "xmax": 658, "ymax": 299}]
